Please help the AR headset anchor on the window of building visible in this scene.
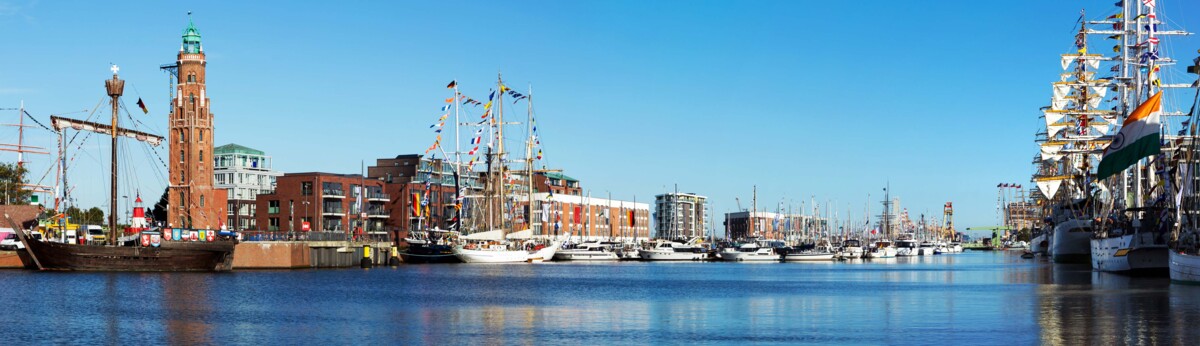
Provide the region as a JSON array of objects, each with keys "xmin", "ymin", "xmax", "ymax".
[
  {"xmin": 179, "ymin": 150, "xmax": 185, "ymax": 163},
  {"xmin": 199, "ymin": 150, "xmax": 204, "ymax": 163},
  {"xmin": 189, "ymin": 93, "xmax": 195, "ymax": 104},
  {"xmin": 269, "ymin": 200, "xmax": 280, "ymax": 214},
  {"xmin": 269, "ymin": 217, "xmax": 280, "ymax": 231},
  {"xmin": 200, "ymin": 195, "xmax": 205, "ymax": 207},
  {"xmin": 187, "ymin": 74, "xmax": 195, "ymax": 83},
  {"xmin": 199, "ymin": 129, "xmax": 205, "ymax": 142}
]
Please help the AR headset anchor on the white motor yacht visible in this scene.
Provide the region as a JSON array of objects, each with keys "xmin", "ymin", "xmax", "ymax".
[
  {"xmin": 718, "ymin": 241, "xmax": 780, "ymax": 262},
  {"xmin": 837, "ymin": 239, "xmax": 865, "ymax": 259},
  {"xmin": 553, "ymin": 242, "xmax": 619, "ymax": 261},
  {"xmin": 865, "ymin": 240, "xmax": 897, "ymax": 258},
  {"xmin": 639, "ymin": 239, "xmax": 708, "ymax": 261}
]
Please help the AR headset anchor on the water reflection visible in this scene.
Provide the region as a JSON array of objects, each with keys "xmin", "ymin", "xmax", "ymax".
[
  {"xmin": 1036, "ymin": 259, "xmax": 1200, "ymax": 346},
  {"xmin": 3, "ymin": 252, "xmax": 1200, "ymax": 344}
]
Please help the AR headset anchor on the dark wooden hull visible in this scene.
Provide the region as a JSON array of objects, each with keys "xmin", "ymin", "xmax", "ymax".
[
  {"xmin": 21, "ymin": 238, "xmax": 235, "ymax": 272},
  {"xmin": 399, "ymin": 244, "xmax": 460, "ymax": 264}
]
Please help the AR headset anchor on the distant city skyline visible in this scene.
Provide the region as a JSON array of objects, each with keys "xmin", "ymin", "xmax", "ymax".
[{"xmin": 2, "ymin": 1, "xmax": 1199, "ymax": 233}]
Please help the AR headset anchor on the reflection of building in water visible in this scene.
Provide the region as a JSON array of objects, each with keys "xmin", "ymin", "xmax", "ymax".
[{"xmin": 163, "ymin": 275, "xmax": 212, "ymax": 345}]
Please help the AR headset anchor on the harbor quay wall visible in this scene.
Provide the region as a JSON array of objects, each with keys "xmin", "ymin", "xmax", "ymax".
[
  {"xmin": 232, "ymin": 242, "xmax": 311, "ymax": 269},
  {"xmin": 234, "ymin": 241, "xmax": 394, "ymax": 269},
  {"xmin": 0, "ymin": 251, "xmax": 23, "ymax": 268}
]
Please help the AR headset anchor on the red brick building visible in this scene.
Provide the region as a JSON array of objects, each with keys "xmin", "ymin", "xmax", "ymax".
[
  {"xmin": 168, "ymin": 17, "xmax": 227, "ymax": 229},
  {"xmin": 254, "ymin": 172, "xmax": 388, "ymax": 237},
  {"xmin": 366, "ymin": 154, "xmax": 482, "ymax": 239}
]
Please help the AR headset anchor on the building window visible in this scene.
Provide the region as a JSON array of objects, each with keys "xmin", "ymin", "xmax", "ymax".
[
  {"xmin": 269, "ymin": 200, "xmax": 280, "ymax": 214},
  {"xmin": 199, "ymin": 150, "xmax": 204, "ymax": 163},
  {"xmin": 179, "ymin": 150, "xmax": 185, "ymax": 163},
  {"xmin": 187, "ymin": 74, "xmax": 195, "ymax": 83},
  {"xmin": 269, "ymin": 217, "xmax": 280, "ymax": 231},
  {"xmin": 200, "ymin": 195, "xmax": 205, "ymax": 207},
  {"xmin": 199, "ymin": 129, "xmax": 205, "ymax": 142},
  {"xmin": 189, "ymin": 93, "xmax": 195, "ymax": 104}
]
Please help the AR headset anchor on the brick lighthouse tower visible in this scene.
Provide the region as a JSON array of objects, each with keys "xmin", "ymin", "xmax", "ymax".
[{"xmin": 168, "ymin": 14, "xmax": 227, "ymax": 229}]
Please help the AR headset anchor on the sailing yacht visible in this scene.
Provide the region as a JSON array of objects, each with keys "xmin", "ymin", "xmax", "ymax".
[{"xmin": 449, "ymin": 76, "xmax": 564, "ymax": 263}]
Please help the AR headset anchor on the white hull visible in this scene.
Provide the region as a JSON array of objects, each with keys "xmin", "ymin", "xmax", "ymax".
[
  {"xmin": 1169, "ymin": 250, "xmax": 1200, "ymax": 283},
  {"xmin": 1051, "ymin": 219, "xmax": 1092, "ymax": 263},
  {"xmin": 917, "ymin": 247, "xmax": 936, "ymax": 256},
  {"xmin": 639, "ymin": 249, "xmax": 707, "ymax": 261},
  {"xmin": 1030, "ymin": 234, "xmax": 1048, "ymax": 254},
  {"xmin": 718, "ymin": 252, "xmax": 778, "ymax": 261},
  {"xmin": 783, "ymin": 252, "xmax": 835, "ymax": 261},
  {"xmin": 1090, "ymin": 233, "xmax": 1168, "ymax": 274},
  {"xmin": 553, "ymin": 250, "xmax": 618, "ymax": 261},
  {"xmin": 453, "ymin": 247, "xmax": 531, "ymax": 263},
  {"xmin": 837, "ymin": 247, "xmax": 864, "ymax": 260},
  {"xmin": 865, "ymin": 247, "xmax": 897, "ymax": 258},
  {"xmin": 896, "ymin": 248, "xmax": 918, "ymax": 257},
  {"xmin": 453, "ymin": 243, "xmax": 559, "ymax": 263}
]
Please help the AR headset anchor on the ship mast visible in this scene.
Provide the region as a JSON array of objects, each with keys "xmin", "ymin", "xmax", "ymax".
[{"xmin": 105, "ymin": 65, "xmax": 124, "ymax": 245}]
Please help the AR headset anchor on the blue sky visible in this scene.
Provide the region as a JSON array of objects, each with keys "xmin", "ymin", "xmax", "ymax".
[{"xmin": 1, "ymin": 1, "xmax": 1199, "ymax": 234}]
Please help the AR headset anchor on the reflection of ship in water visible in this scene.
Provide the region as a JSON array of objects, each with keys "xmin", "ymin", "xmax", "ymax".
[{"xmin": 1036, "ymin": 261, "xmax": 1200, "ymax": 344}]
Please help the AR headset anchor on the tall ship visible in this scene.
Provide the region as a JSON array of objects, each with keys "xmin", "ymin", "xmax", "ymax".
[
  {"xmin": 14, "ymin": 18, "xmax": 237, "ymax": 271},
  {"xmin": 1033, "ymin": 8, "xmax": 1125, "ymax": 264},
  {"xmin": 443, "ymin": 75, "xmax": 562, "ymax": 263},
  {"xmin": 1083, "ymin": 1, "xmax": 1193, "ymax": 275}
]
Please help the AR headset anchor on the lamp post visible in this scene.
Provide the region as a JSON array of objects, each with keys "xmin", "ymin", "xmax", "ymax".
[{"xmin": 302, "ymin": 200, "xmax": 310, "ymax": 239}]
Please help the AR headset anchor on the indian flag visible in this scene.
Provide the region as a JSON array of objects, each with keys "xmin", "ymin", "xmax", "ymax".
[{"xmin": 1097, "ymin": 91, "xmax": 1163, "ymax": 180}]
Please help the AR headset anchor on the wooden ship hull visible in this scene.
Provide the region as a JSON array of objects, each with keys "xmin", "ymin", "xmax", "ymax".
[{"xmin": 19, "ymin": 238, "xmax": 235, "ymax": 272}]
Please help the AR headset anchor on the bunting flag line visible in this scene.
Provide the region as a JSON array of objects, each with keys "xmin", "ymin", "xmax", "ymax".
[
  {"xmin": 488, "ymin": 90, "xmax": 495, "ymax": 101},
  {"xmin": 440, "ymin": 104, "xmax": 451, "ymax": 111},
  {"xmin": 446, "ymin": 80, "xmax": 457, "ymax": 89},
  {"xmin": 136, "ymin": 98, "xmax": 149, "ymax": 114},
  {"xmin": 445, "ymin": 97, "xmax": 454, "ymax": 103}
]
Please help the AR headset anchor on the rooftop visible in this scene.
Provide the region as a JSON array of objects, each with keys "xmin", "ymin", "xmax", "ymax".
[
  {"xmin": 539, "ymin": 172, "xmax": 578, "ymax": 182},
  {"xmin": 215, "ymin": 143, "xmax": 265, "ymax": 156}
]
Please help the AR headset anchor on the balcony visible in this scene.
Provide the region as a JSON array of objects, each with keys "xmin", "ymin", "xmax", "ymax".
[
  {"xmin": 366, "ymin": 192, "xmax": 389, "ymax": 202},
  {"xmin": 367, "ymin": 206, "xmax": 389, "ymax": 218},
  {"xmin": 322, "ymin": 189, "xmax": 344, "ymax": 198},
  {"xmin": 322, "ymin": 207, "xmax": 345, "ymax": 216}
]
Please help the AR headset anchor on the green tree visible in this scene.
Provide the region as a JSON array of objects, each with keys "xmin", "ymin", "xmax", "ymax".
[
  {"xmin": 85, "ymin": 207, "xmax": 104, "ymax": 225},
  {"xmin": 0, "ymin": 162, "xmax": 31, "ymax": 204}
]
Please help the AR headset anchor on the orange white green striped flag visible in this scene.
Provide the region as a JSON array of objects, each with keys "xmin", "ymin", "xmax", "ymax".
[{"xmin": 1097, "ymin": 91, "xmax": 1163, "ymax": 180}]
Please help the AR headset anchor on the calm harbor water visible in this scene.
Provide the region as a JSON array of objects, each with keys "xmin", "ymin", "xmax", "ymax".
[{"xmin": 2, "ymin": 251, "xmax": 1198, "ymax": 345}]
